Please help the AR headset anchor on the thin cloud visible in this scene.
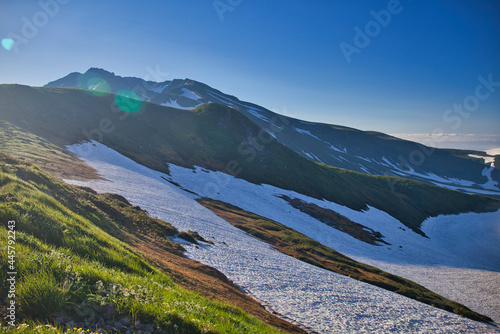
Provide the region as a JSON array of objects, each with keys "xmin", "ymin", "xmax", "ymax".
[{"xmin": 390, "ymin": 133, "xmax": 500, "ymax": 152}]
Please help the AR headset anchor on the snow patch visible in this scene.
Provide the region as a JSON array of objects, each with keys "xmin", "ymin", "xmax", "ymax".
[
  {"xmin": 181, "ymin": 88, "xmax": 201, "ymax": 100},
  {"xmin": 481, "ymin": 166, "xmax": 499, "ymax": 190},
  {"xmin": 205, "ymin": 90, "xmax": 237, "ymax": 106},
  {"xmin": 378, "ymin": 155, "xmax": 499, "ymax": 194},
  {"xmin": 150, "ymin": 83, "xmax": 169, "ymax": 93},
  {"xmin": 392, "ymin": 168, "xmax": 500, "ymax": 194},
  {"xmin": 356, "ymin": 155, "xmax": 372, "ymax": 163},
  {"xmin": 469, "ymin": 154, "xmax": 496, "ymax": 168},
  {"xmin": 330, "ymin": 145, "xmax": 347, "ymax": 154},
  {"xmin": 301, "ymin": 150, "xmax": 314, "ymax": 160},
  {"xmin": 359, "ymin": 165, "xmax": 371, "ymax": 174},
  {"xmin": 161, "ymin": 99, "xmax": 200, "ymax": 110},
  {"xmin": 205, "ymin": 90, "xmax": 271, "ymax": 122},
  {"xmin": 87, "ymin": 83, "xmax": 103, "ymax": 90},
  {"xmin": 309, "ymin": 153, "xmax": 325, "ymax": 164},
  {"xmin": 292, "ymin": 126, "xmax": 323, "ymax": 141},
  {"xmin": 65, "ymin": 142, "xmax": 500, "ymax": 331},
  {"xmin": 486, "ymin": 147, "xmax": 500, "ymax": 156},
  {"xmin": 244, "ymin": 107, "xmax": 270, "ymax": 122},
  {"xmin": 128, "ymin": 89, "xmax": 150, "ymax": 100},
  {"xmin": 380, "ymin": 157, "xmax": 399, "ymax": 169},
  {"xmin": 427, "ymin": 182, "xmax": 500, "ymax": 196}
]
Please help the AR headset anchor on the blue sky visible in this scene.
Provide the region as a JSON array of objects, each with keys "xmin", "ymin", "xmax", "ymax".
[{"xmin": 1, "ymin": 0, "xmax": 499, "ymax": 150}]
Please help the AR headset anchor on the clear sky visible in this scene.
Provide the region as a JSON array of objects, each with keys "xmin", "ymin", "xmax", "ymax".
[{"xmin": 1, "ymin": 0, "xmax": 499, "ymax": 150}]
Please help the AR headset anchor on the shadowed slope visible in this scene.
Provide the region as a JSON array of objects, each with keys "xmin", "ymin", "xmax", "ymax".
[{"xmin": 0, "ymin": 84, "xmax": 499, "ymax": 235}]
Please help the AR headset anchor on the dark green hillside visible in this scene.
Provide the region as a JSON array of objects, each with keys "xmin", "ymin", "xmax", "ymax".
[
  {"xmin": 0, "ymin": 153, "xmax": 288, "ymax": 333},
  {"xmin": 0, "ymin": 85, "xmax": 499, "ymax": 234},
  {"xmin": 243, "ymin": 111, "xmax": 495, "ymax": 185}
]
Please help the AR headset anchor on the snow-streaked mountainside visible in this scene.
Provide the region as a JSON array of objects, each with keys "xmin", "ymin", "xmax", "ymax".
[
  {"xmin": 65, "ymin": 142, "xmax": 499, "ymax": 334},
  {"xmin": 46, "ymin": 68, "xmax": 500, "ymax": 197},
  {"xmin": 3, "ymin": 76, "xmax": 499, "ymax": 331},
  {"xmin": 162, "ymin": 161, "xmax": 500, "ymax": 324},
  {"xmin": 3, "ymin": 84, "xmax": 498, "ymax": 237}
]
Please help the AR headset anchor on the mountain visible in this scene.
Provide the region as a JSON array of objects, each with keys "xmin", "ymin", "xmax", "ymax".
[
  {"xmin": 46, "ymin": 67, "xmax": 212, "ymax": 110},
  {"xmin": 1, "ymin": 84, "xmax": 499, "ymax": 237},
  {"xmin": 1, "ymin": 77, "xmax": 500, "ymax": 332},
  {"xmin": 46, "ymin": 68, "xmax": 500, "ymax": 197}
]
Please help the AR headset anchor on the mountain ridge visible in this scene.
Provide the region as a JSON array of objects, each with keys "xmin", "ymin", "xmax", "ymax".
[
  {"xmin": 45, "ymin": 68, "xmax": 500, "ymax": 197},
  {"xmin": 1, "ymin": 84, "xmax": 499, "ymax": 236}
]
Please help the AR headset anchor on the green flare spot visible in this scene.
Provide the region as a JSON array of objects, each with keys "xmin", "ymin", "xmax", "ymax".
[
  {"xmin": 86, "ymin": 77, "xmax": 111, "ymax": 96},
  {"xmin": 1, "ymin": 38, "xmax": 15, "ymax": 51},
  {"xmin": 77, "ymin": 73, "xmax": 111, "ymax": 97},
  {"xmin": 115, "ymin": 90, "xmax": 142, "ymax": 113}
]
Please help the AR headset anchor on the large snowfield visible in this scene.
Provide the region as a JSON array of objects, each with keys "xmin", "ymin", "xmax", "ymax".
[{"xmin": 66, "ymin": 142, "xmax": 500, "ymax": 333}]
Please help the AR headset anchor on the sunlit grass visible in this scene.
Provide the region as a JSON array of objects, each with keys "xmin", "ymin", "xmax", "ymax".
[{"xmin": 0, "ymin": 154, "xmax": 283, "ymax": 333}]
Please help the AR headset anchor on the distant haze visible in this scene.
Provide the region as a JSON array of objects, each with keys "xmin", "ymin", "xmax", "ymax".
[{"xmin": 391, "ymin": 133, "xmax": 500, "ymax": 153}]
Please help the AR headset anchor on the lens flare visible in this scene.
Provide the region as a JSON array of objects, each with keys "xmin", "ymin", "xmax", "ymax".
[
  {"xmin": 114, "ymin": 90, "xmax": 142, "ymax": 113},
  {"xmin": 77, "ymin": 73, "xmax": 111, "ymax": 96},
  {"xmin": 86, "ymin": 77, "xmax": 111, "ymax": 96},
  {"xmin": 1, "ymin": 38, "xmax": 15, "ymax": 51}
]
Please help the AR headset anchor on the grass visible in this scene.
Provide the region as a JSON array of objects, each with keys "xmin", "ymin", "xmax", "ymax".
[
  {"xmin": 1, "ymin": 85, "xmax": 499, "ymax": 235},
  {"xmin": 0, "ymin": 322, "xmax": 99, "ymax": 333},
  {"xmin": 279, "ymin": 195, "xmax": 388, "ymax": 245},
  {"xmin": 0, "ymin": 153, "xmax": 285, "ymax": 333},
  {"xmin": 17, "ymin": 269, "xmax": 69, "ymax": 319},
  {"xmin": 0, "ymin": 121, "xmax": 99, "ymax": 181},
  {"xmin": 197, "ymin": 197, "xmax": 494, "ymax": 324}
]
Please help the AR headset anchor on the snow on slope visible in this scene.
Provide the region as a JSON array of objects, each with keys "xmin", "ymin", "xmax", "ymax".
[
  {"xmin": 160, "ymin": 99, "xmax": 200, "ymax": 110},
  {"xmin": 469, "ymin": 154, "xmax": 496, "ymax": 167},
  {"xmin": 388, "ymin": 163, "xmax": 500, "ymax": 196},
  {"xmin": 481, "ymin": 166, "xmax": 499, "ymax": 190},
  {"xmin": 486, "ymin": 148, "xmax": 500, "ymax": 156},
  {"xmin": 181, "ymin": 88, "xmax": 201, "ymax": 100},
  {"xmin": 151, "ymin": 83, "xmax": 169, "ymax": 93},
  {"xmin": 65, "ymin": 142, "xmax": 499, "ymax": 333},
  {"xmin": 205, "ymin": 90, "xmax": 271, "ymax": 122},
  {"xmin": 292, "ymin": 126, "xmax": 324, "ymax": 142},
  {"xmin": 162, "ymin": 156, "xmax": 500, "ymax": 324},
  {"xmin": 330, "ymin": 145, "xmax": 348, "ymax": 154}
]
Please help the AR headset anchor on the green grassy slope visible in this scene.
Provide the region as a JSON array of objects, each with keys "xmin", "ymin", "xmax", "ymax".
[
  {"xmin": 0, "ymin": 121, "xmax": 100, "ymax": 181},
  {"xmin": 1, "ymin": 85, "xmax": 499, "ymax": 234},
  {"xmin": 278, "ymin": 195, "xmax": 388, "ymax": 245},
  {"xmin": 197, "ymin": 198, "xmax": 493, "ymax": 324},
  {"xmin": 0, "ymin": 153, "xmax": 283, "ymax": 333}
]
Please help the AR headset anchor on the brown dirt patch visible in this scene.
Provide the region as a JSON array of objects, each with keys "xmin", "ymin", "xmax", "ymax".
[{"xmin": 127, "ymin": 236, "xmax": 307, "ymax": 334}]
